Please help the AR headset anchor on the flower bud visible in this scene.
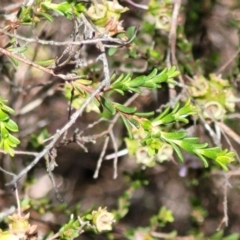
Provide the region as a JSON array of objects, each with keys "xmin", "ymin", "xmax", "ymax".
[{"xmin": 91, "ymin": 207, "xmax": 115, "ymax": 232}]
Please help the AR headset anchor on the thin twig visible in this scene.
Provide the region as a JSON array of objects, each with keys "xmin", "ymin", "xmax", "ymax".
[
  {"xmin": 46, "ymin": 232, "xmax": 60, "ymax": 240},
  {"xmin": 217, "ymin": 49, "xmax": 240, "ymax": 74},
  {"xmin": 166, "ymin": 0, "xmax": 184, "ymax": 103},
  {"xmin": 96, "ymin": 42, "xmax": 111, "ymax": 86},
  {"xmin": 217, "ymin": 173, "xmax": 230, "ymax": 230},
  {"xmin": 0, "ymin": 27, "xmax": 126, "ymax": 47},
  {"xmin": 223, "ymin": 173, "xmax": 229, "ymax": 226},
  {"xmin": 15, "ymin": 188, "xmax": 21, "ymax": 216},
  {"xmin": 0, "ymin": 47, "xmax": 83, "ymax": 81},
  {"xmin": 109, "ymin": 130, "xmax": 119, "ymax": 179},
  {"xmin": 167, "ymin": 0, "xmax": 181, "ymax": 69},
  {"xmin": 93, "ymin": 136, "xmax": 110, "ymax": 178},
  {"xmin": 0, "ymin": 150, "xmax": 38, "ymax": 156},
  {"xmin": 216, "ymin": 121, "xmax": 240, "ymax": 145},
  {"xmin": 45, "ymin": 151, "xmax": 64, "ymax": 202},
  {"xmin": 124, "ymin": 0, "xmax": 148, "ymax": 10}
]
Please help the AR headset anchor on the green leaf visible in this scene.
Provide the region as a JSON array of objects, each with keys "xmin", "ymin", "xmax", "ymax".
[
  {"xmin": 142, "ymin": 81, "xmax": 157, "ymax": 88},
  {"xmin": 3, "ymin": 141, "xmax": 14, "ymax": 156},
  {"xmin": 121, "ymin": 115, "xmax": 133, "ymax": 139},
  {"xmin": 7, "ymin": 134, "xmax": 20, "ymax": 146},
  {"xmin": 154, "ymin": 113, "xmax": 175, "ymax": 125},
  {"xmin": 167, "ymin": 66, "xmax": 180, "ymax": 78},
  {"xmin": 112, "ymin": 73, "xmax": 125, "ymax": 85},
  {"xmin": 128, "ymin": 117, "xmax": 140, "ymax": 128},
  {"xmin": 108, "ymin": 47, "xmax": 117, "ymax": 56},
  {"xmin": 135, "ymin": 111, "xmax": 155, "ymax": 117},
  {"xmin": 38, "ymin": 11, "xmax": 54, "ymax": 22},
  {"xmin": 223, "ymin": 233, "xmax": 240, "ymax": 240},
  {"xmin": 175, "ymin": 99, "xmax": 196, "ymax": 118},
  {"xmin": 1, "ymin": 104, "xmax": 15, "ymax": 114},
  {"xmin": 75, "ymin": 3, "xmax": 86, "ymax": 12},
  {"xmin": 161, "ymin": 131, "xmax": 186, "ymax": 140},
  {"xmin": 0, "ymin": 109, "xmax": 10, "ymax": 121},
  {"xmin": 127, "ymin": 76, "xmax": 146, "ymax": 88},
  {"xmin": 9, "ymin": 57, "xmax": 19, "ymax": 66},
  {"xmin": 5, "ymin": 119, "xmax": 19, "ymax": 132},
  {"xmin": 196, "ymin": 153, "xmax": 208, "ymax": 167},
  {"xmin": 126, "ymin": 26, "xmax": 136, "ymax": 39},
  {"xmin": 175, "ymin": 139, "xmax": 208, "ymax": 154},
  {"xmin": 172, "ymin": 102, "xmax": 180, "ymax": 114},
  {"xmin": 77, "ymin": 79, "xmax": 92, "ymax": 85},
  {"xmin": 151, "ymin": 72, "xmax": 168, "ymax": 83},
  {"xmin": 1, "ymin": 124, "xmax": 9, "ymax": 139},
  {"xmin": 147, "ymin": 68, "xmax": 158, "ymax": 79},
  {"xmin": 215, "ymin": 150, "xmax": 235, "ymax": 170},
  {"xmin": 114, "ymin": 103, "xmax": 137, "ymax": 114},
  {"xmin": 141, "ymin": 119, "xmax": 152, "ymax": 131},
  {"xmin": 196, "ymin": 147, "xmax": 220, "ymax": 159},
  {"xmin": 114, "ymin": 89, "xmax": 124, "ymax": 95},
  {"xmin": 36, "ymin": 59, "xmax": 55, "ymax": 67},
  {"xmin": 182, "ymin": 137, "xmax": 199, "ymax": 144},
  {"xmin": 10, "ymin": 46, "xmax": 27, "ymax": 54},
  {"xmin": 101, "ymin": 97, "xmax": 116, "ymax": 115},
  {"xmin": 153, "ymin": 106, "xmax": 170, "ymax": 122},
  {"xmin": 170, "ymin": 142, "xmax": 183, "ymax": 162}
]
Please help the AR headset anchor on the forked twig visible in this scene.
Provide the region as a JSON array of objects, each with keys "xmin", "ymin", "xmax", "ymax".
[{"xmin": 6, "ymin": 81, "xmax": 107, "ymax": 188}]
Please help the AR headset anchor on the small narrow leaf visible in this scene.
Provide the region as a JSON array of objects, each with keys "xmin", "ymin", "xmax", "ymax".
[
  {"xmin": 128, "ymin": 117, "xmax": 140, "ymax": 128},
  {"xmin": 1, "ymin": 105, "xmax": 15, "ymax": 114},
  {"xmin": 9, "ymin": 57, "xmax": 19, "ymax": 66},
  {"xmin": 147, "ymin": 68, "xmax": 158, "ymax": 79},
  {"xmin": 101, "ymin": 97, "xmax": 116, "ymax": 115},
  {"xmin": 36, "ymin": 59, "xmax": 55, "ymax": 67},
  {"xmin": 1, "ymin": 124, "xmax": 9, "ymax": 139},
  {"xmin": 10, "ymin": 46, "xmax": 27, "ymax": 54},
  {"xmin": 142, "ymin": 82, "xmax": 157, "ymax": 88},
  {"xmin": 170, "ymin": 142, "xmax": 183, "ymax": 162},
  {"xmin": 108, "ymin": 47, "xmax": 117, "ymax": 56},
  {"xmin": 114, "ymin": 89, "xmax": 124, "ymax": 95},
  {"xmin": 161, "ymin": 131, "xmax": 186, "ymax": 140},
  {"xmin": 141, "ymin": 119, "xmax": 152, "ymax": 131},
  {"xmin": 38, "ymin": 12, "xmax": 54, "ymax": 22},
  {"xmin": 153, "ymin": 106, "xmax": 171, "ymax": 122},
  {"xmin": 135, "ymin": 111, "xmax": 155, "ymax": 117},
  {"xmin": 5, "ymin": 119, "xmax": 19, "ymax": 132},
  {"xmin": 0, "ymin": 109, "xmax": 10, "ymax": 121},
  {"xmin": 196, "ymin": 153, "xmax": 209, "ymax": 167},
  {"xmin": 121, "ymin": 115, "xmax": 133, "ymax": 139},
  {"xmin": 151, "ymin": 73, "xmax": 168, "ymax": 83},
  {"xmin": 127, "ymin": 76, "xmax": 146, "ymax": 88},
  {"xmin": 112, "ymin": 73, "xmax": 126, "ymax": 85},
  {"xmin": 114, "ymin": 103, "xmax": 137, "ymax": 114},
  {"xmin": 8, "ymin": 134, "xmax": 20, "ymax": 146}
]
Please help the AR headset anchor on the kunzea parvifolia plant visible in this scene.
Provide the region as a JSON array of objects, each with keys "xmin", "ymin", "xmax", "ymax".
[{"xmin": 0, "ymin": 0, "xmax": 239, "ymax": 239}]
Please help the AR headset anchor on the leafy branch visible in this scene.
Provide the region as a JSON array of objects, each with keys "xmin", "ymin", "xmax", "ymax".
[
  {"xmin": 0, "ymin": 97, "xmax": 20, "ymax": 156},
  {"xmin": 66, "ymin": 66, "xmax": 235, "ymax": 170},
  {"xmin": 95, "ymin": 68, "xmax": 235, "ymax": 170}
]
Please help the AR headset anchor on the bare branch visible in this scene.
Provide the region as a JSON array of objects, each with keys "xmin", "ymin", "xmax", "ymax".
[
  {"xmin": 93, "ymin": 136, "xmax": 110, "ymax": 179},
  {"xmin": 6, "ymin": 80, "xmax": 107, "ymax": 188}
]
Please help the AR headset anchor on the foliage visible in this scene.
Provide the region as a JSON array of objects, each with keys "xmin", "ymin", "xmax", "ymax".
[
  {"xmin": 0, "ymin": 97, "xmax": 20, "ymax": 156},
  {"xmin": 0, "ymin": 0, "xmax": 240, "ymax": 239}
]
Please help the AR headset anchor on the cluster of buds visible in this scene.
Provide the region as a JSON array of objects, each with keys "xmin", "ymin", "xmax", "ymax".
[
  {"xmin": 148, "ymin": 0, "xmax": 173, "ymax": 31},
  {"xmin": 91, "ymin": 207, "xmax": 115, "ymax": 232},
  {"xmin": 87, "ymin": 0, "xmax": 128, "ymax": 36},
  {"xmin": 188, "ymin": 74, "xmax": 236, "ymax": 120},
  {"xmin": 0, "ymin": 213, "xmax": 37, "ymax": 240}
]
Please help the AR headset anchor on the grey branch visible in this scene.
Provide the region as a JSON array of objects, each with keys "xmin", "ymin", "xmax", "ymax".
[{"xmin": 6, "ymin": 81, "xmax": 107, "ymax": 188}]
